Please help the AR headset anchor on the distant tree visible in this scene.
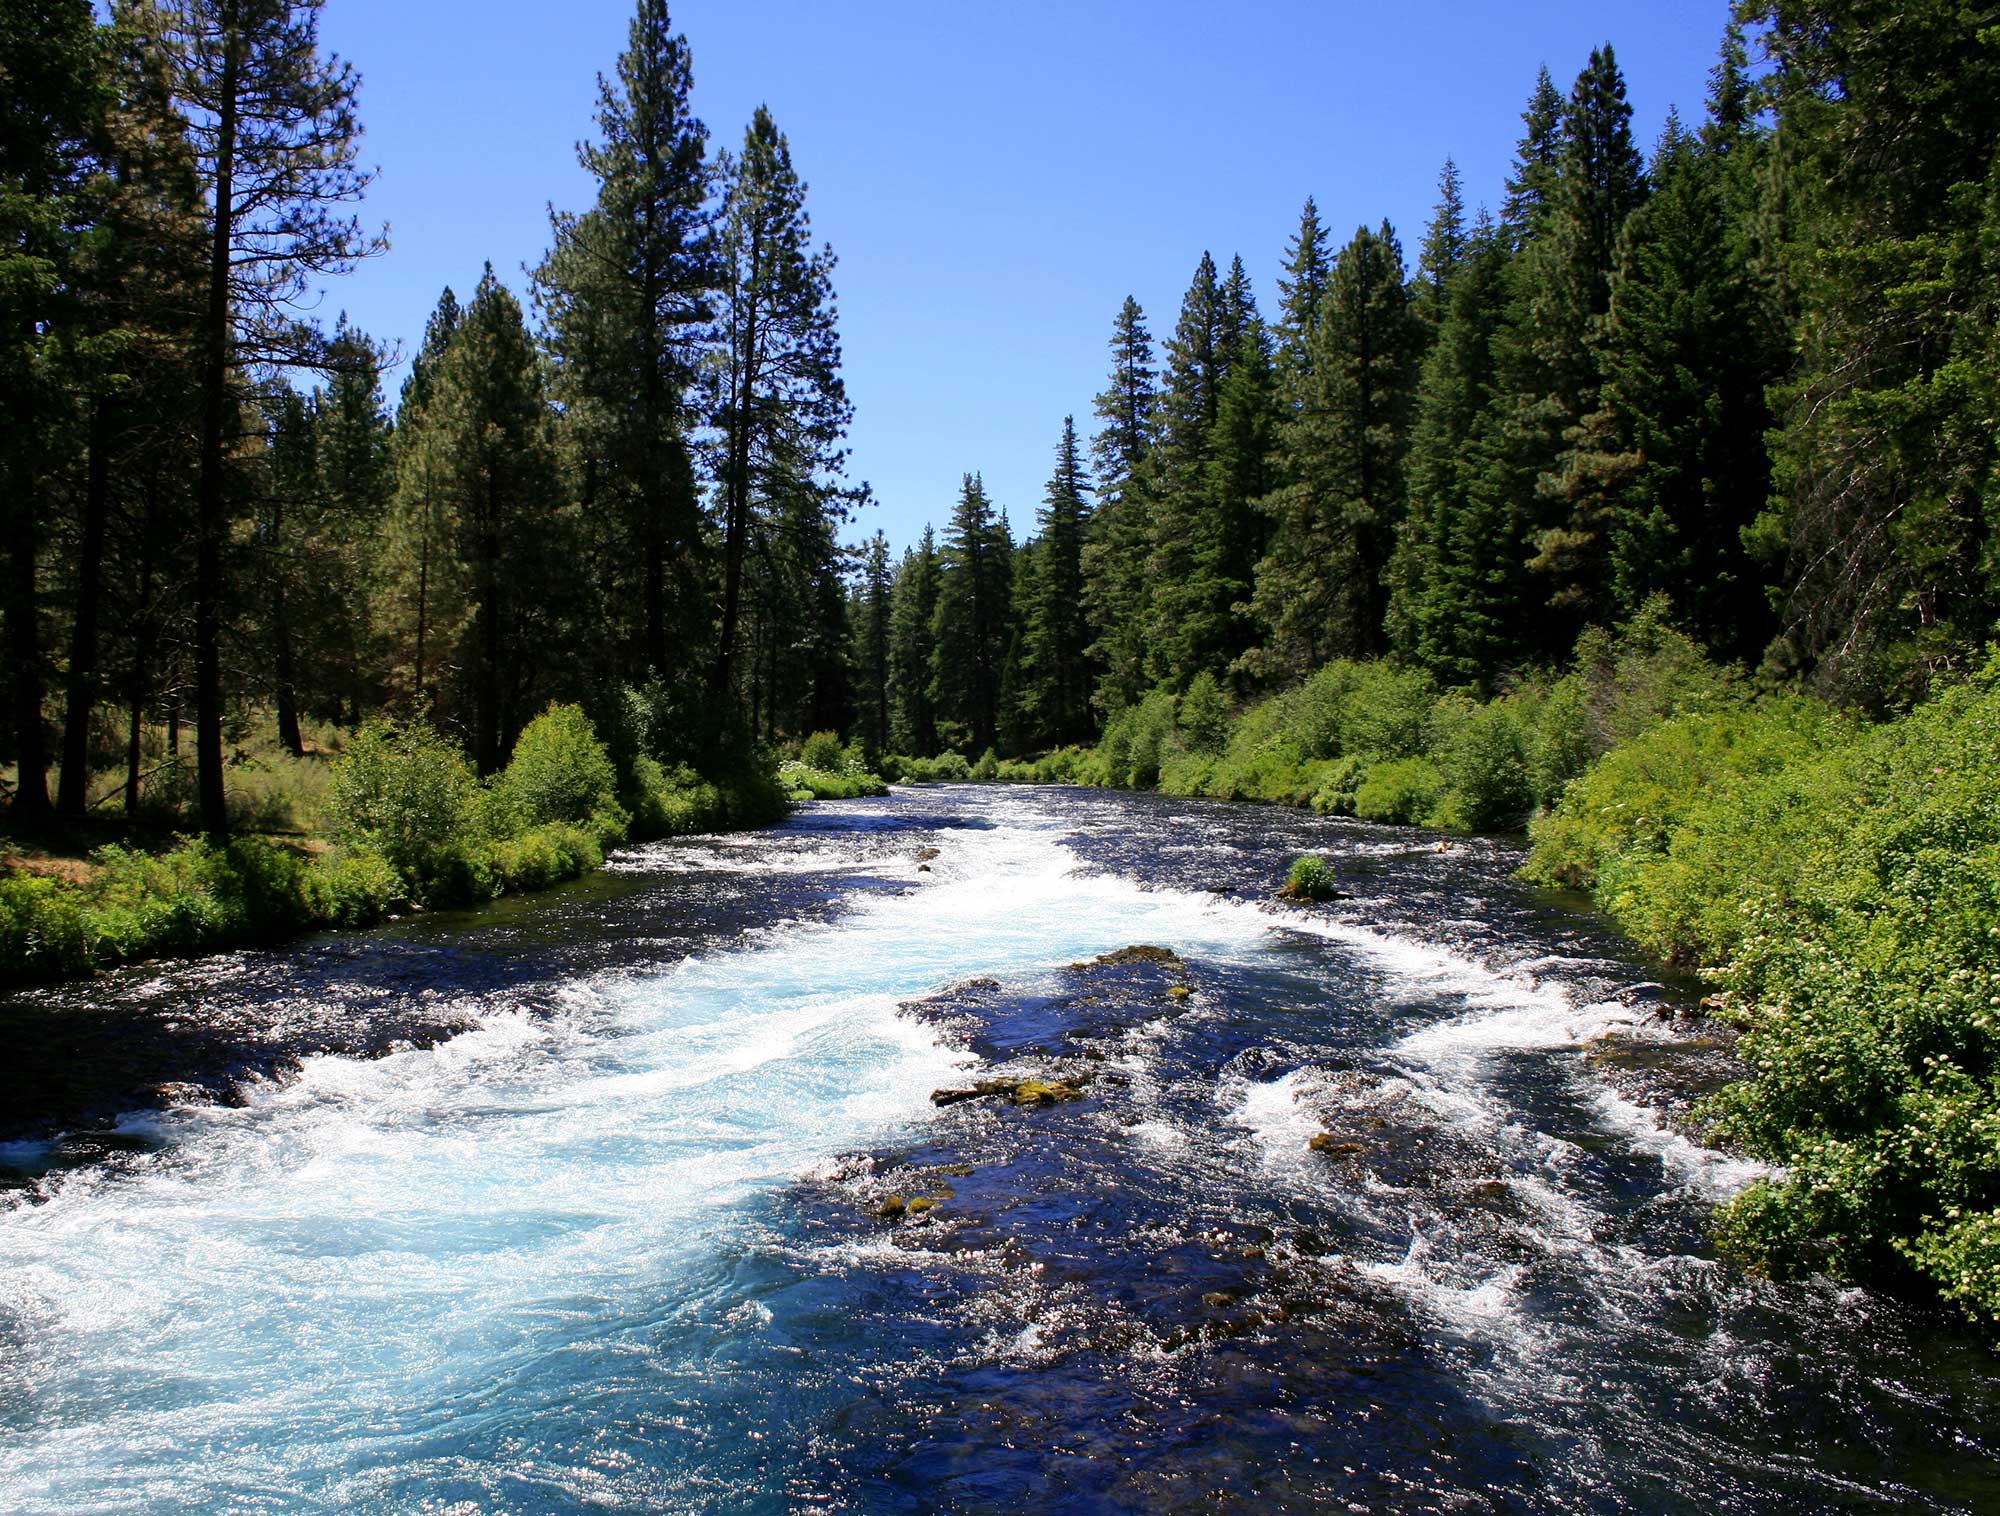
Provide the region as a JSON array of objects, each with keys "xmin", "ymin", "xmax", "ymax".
[
  {"xmin": 1274, "ymin": 197, "xmax": 1332, "ymax": 380},
  {"xmin": 888, "ymin": 527, "xmax": 941, "ymax": 754},
  {"xmin": 853, "ymin": 529, "xmax": 892, "ymax": 753},
  {"xmin": 1499, "ymin": 65, "xmax": 1564, "ymax": 248},
  {"xmin": 1022, "ymin": 417, "xmax": 1094, "ymax": 746},
  {"xmin": 931, "ymin": 474, "xmax": 1012, "ymax": 751},
  {"xmin": 1414, "ymin": 157, "xmax": 1468, "ymax": 330},
  {"xmin": 1081, "ymin": 295, "xmax": 1157, "ymax": 715},
  {"xmin": 1249, "ymin": 221, "xmax": 1420, "ymax": 680}
]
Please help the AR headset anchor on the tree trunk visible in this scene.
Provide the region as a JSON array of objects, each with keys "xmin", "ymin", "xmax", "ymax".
[
  {"xmin": 711, "ymin": 237, "xmax": 761, "ymax": 698},
  {"xmin": 125, "ymin": 531, "xmax": 153, "ymax": 817},
  {"xmin": 58, "ymin": 397, "xmax": 114, "ymax": 816},
  {"xmin": 193, "ymin": 19, "xmax": 241, "ymax": 836},
  {"xmin": 6, "ymin": 479, "xmax": 51, "ymax": 820}
]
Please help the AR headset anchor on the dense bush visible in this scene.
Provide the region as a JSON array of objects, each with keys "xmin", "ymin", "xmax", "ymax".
[
  {"xmin": 886, "ymin": 751, "xmax": 973, "ymax": 783},
  {"xmin": 326, "ymin": 719, "xmax": 480, "ymax": 885},
  {"xmin": 1281, "ymin": 854, "xmax": 1339, "ymax": 902},
  {"xmin": 1179, "ymin": 672, "xmax": 1231, "ymax": 756},
  {"xmin": 1099, "ymin": 689, "xmax": 1178, "ymax": 788},
  {"xmin": 1696, "ymin": 668, "xmax": 2000, "ymax": 1322},
  {"xmin": 799, "ymin": 730, "xmax": 847, "ymax": 772},
  {"xmin": 491, "ymin": 703, "xmax": 627, "ymax": 844}
]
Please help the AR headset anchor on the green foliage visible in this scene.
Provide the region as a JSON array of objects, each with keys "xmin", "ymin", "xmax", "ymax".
[
  {"xmin": 326, "ymin": 718, "xmax": 480, "ymax": 886},
  {"xmin": 885, "ymin": 750, "xmax": 972, "ymax": 784},
  {"xmin": 1282, "ymin": 854, "xmax": 1339, "ymax": 902},
  {"xmin": 1178, "ymin": 672, "xmax": 1230, "ymax": 755},
  {"xmin": 1098, "ymin": 689, "xmax": 1178, "ymax": 788},
  {"xmin": 776, "ymin": 758, "xmax": 889, "ymax": 801},
  {"xmin": 1697, "ymin": 667, "xmax": 2000, "ymax": 1322},
  {"xmin": 1431, "ymin": 697, "xmax": 1534, "ymax": 831},
  {"xmin": 1353, "ymin": 757, "xmax": 1446, "ymax": 826},
  {"xmin": 800, "ymin": 730, "xmax": 847, "ymax": 773},
  {"xmin": 492, "ymin": 702, "xmax": 627, "ymax": 844}
]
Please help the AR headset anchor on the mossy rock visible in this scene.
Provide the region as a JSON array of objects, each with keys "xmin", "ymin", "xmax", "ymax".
[
  {"xmin": 1166, "ymin": 984, "xmax": 1191, "ymax": 1001},
  {"xmin": 1308, "ymin": 1133, "xmax": 1366, "ymax": 1157},
  {"xmin": 874, "ymin": 1194, "xmax": 907, "ymax": 1218}
]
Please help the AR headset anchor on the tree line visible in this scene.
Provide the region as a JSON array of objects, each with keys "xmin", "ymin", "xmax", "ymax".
[
  {"xmin": 2, "ymin": 0, "xmax": 859, "ymax": 833},
  {"xmin": 870, "ymin": 2, "xmax": 2000, "ymax": 761},
  {"xmin": 6, "ymin": 1, "xmax": 1997, "ymax": 833}
]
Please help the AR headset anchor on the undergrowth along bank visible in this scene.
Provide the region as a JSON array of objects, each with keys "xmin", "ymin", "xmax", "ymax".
[{"xmin": 0, "ymin": 692, "xmax": 882, "ymax": 987}]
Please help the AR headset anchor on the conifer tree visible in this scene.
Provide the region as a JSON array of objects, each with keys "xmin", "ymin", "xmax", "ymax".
[
  {"xmin": 930, "ymin": 474, "xmax": 1012, "ymax": 752},
  {"xmin": 853, "ymin": 529, "xmax": 891, "ymax": 755},
  {"xmin": 425, "ymin": 267, "xmax": 563, "ymax": 772},
  {"xmin": 1385, "ymin": 217, "xmax": 1517, "ymax": 684},
  {"xmin": 378, "ymin": 287, "xmax": 464, "ymax": 709},
  {"xmin": 888, "ymin": 528, "xmax": 941, "ymax": 754},
  {"xmin": 1249, "ymin": 222, "xmax": 1420, "ymax": 680},
  {"xmin": 1414, "ymin": 158, "xmax": 1467, "ymax": 330},
  {"xmin": 1499, "ymin": 65, "xmax": 1564, "ymax": 248},
  {"xmin": 1522, "ymin": 44, "xmax": 1649, "ymax": 632},
  {"xmin": 1, "ymin": 0, "xmax": 104, "ymax": 818},
  {"xmin": 1022, "ymin": 417, "xmax": 1094, "ymax": 746},
  {"xmin": 1081, "ymin": 296, "xmax": 1157, "ymax": 715},
  {"xmin": 1274, "ymin": 197, "xmax": 1332, "ymax": 377},
  {"xmin": 709, "ymin": 106, "xmax": 852, "ymax": 703},
  {"xmin": 534, "ymin": 0, "xmax": 711, "ymax": 681},
  {"xmin": 1549, "ymin": 116, "xmax": 1772, "ymax": 656},
  {"xmin": 166, "ymin": 0, "xmax": 382, "ymax": 832}
]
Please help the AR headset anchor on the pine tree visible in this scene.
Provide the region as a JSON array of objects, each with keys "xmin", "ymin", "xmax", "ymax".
[
  {"xmin": 1414, "ymin": 158, "xmax": 1468, "ymax": 330},
  {"xmin": 1746, "ymin": 0, "xmax": 2000, "ymax": 693},
  {"xmin": 378, "ymin": 287, "xmax": 465, "ymax": 710},
  {"xmin": 1145, "ymin": 251, "xmax": 1257, "ymax": 689},
  {"xmin": 1550, "ymin": 116, "xmax": 1773, "ymax": 658},
  {"xmin": 888, "ymin": 528, "xmax": 941, "ymax": 754},
  {"xmin": 1081, "ymin": 296, "xmax": 1157, "ymax": 715},
  {"xmin": 425, "ymin": 267, "xmax": 564, "ymax": 773},
  {"xmin": 1, "ymin": 0, "xmax": 104, "ymax": 818},
  {"xmin": 931, "ymin": 474, "xmax": 1012, "ymax": 751},
  {"xmin": 1522, "ymin": 44, "xmax": 1650, "ymax": 633},
  {"xmin": 1249, "ymin": 222, "xmax": 1420, "ymax": 680},
  {"xmin": 533, "ymin": 0, "xmax": 711, "ymax": 681},
  {"xmin": 1499, "ymin": 65, "xmax": 1564, "ymax": 248},
  {"xmin": 709, "ymin": 105, "xmax": 852, "ymax": 702},
  {"xmin": 166, "ymin": 0, "xmax": 382, "ymax": 832},
  {"xmin": 1022, "ymin": 417, "xmax": 1094, "ymax": 746},
  {"xmin": 1385, "ymin": 216, "xmax": 1517, "ymax": 684},
  {"xmin": 852, "ymin": 529, "xmax": 892, "ymax": 755},
  {"xmin": 1274, "ymin": 197, "xmax": 1332, "ymax": 378}
]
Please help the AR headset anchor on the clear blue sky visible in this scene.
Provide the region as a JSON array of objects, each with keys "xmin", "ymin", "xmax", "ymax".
[{"xmin": 314, "ymin": 0, "xmax": 1733, "ymax": 560}]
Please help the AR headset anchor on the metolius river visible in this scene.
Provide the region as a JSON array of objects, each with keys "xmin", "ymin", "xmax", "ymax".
[{"xmin": 3, "ymin": 786, "xmax": 1998, "ymax": 1513}]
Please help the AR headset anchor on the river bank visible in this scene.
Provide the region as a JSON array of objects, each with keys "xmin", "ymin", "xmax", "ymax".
[{"xmin": 7, "ymin": 785, "xmax": 1997, "ymax": 1513}]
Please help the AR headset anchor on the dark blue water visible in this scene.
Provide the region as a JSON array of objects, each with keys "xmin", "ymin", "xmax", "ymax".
[{"xmin": 3, "ymin": 786, "xmax": 1996, "ymax": 1513}]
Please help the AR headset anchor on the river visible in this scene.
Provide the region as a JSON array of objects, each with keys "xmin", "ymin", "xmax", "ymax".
[{"xmin": 3, "ymin": 785, "xmax": 1997, "ymax": 1514}]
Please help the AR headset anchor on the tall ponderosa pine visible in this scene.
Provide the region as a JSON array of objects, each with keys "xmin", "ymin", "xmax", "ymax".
[
  {"xmin": 1081, "ymin": 295, "xmax": 1157, "ymax": 715},
  {"xmin": 534, "ymin": 0, "xmax": 710, "ymax": 682},
  {"xmin": 1249, "ymin": 222, "xmax": 1420, "ymax": 680},
  {"xmin": 1022, "ymin": 417, "xmax": 1094, "ymax": 746},
  {"xmin": 1274, "ymin": 197, "xmax": 1332, "ymax": 377},
  {"xmin": 167, "ymin": 0, "xmax": 381, "ymax": 831},
  {"xmin": 709, "ymin": 105, "xmax": 852, "ymax": 702},
  {"xmin": 378, "ymin": 286, "xmax": 464, "ymax": 708},
  {"xmin": 1499, "ymin": 65, "xmax": 1564, "ymax": 248}
]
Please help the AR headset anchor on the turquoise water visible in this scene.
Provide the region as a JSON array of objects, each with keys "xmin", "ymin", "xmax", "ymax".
[{"xmin": 4, "ymin": 787, "xmax": 1997, "ymax": 1514}]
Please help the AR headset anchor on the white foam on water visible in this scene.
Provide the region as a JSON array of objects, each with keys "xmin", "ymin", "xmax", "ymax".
[{"xmin": 0, "ymin": 792, "xmax": 1282, "ymax": 1516}]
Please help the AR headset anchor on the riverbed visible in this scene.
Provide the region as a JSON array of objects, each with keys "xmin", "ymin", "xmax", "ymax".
[{"xmin": 3, "ymin": 785, "xmax": 1997, "ymax": 1513}]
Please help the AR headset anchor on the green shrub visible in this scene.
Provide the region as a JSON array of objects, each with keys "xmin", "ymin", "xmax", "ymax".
[
  {"xmin": 494, "ymin": 703, "xmax": 626, "ymax": 837},
  {"xmin": 327, "ymin": 718, "xmax": 480, "ymax": 885},
  {"xmin": 972, "ymin": 747, "xmax": 1001, "ymax": 782},
  {"xmin": 800, "ymin": 730, "xmax": 847, "ymax": 772},
  {"xmin": 1281, "ymin": 854, "xmax": 1339, "ymax": 902},
  {"xmin": 0, "ymin": 875, "xmax": 92, "ymax": 980},
  {"xmin": 1099, "ymin": 689, "xmax": 1178, "ymax": 788},
  {"xmin": 1179, "ymin": 672, "xmax": 1231, "ymax": 756},
  {"xmin": 307, "ymin": 848, "xmax": 405, "ymax": 927},
  {"xmin": 1353, "ymin": 757, "xmax": 1445, "ymax": 826},
  {"xmin": 1701, "ymin": 667, "xmax": 2000, "ymax": 1323},
  {"xmin": 1433, "ymin": 699, "xmax": 1534, "ymax": 832}
]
